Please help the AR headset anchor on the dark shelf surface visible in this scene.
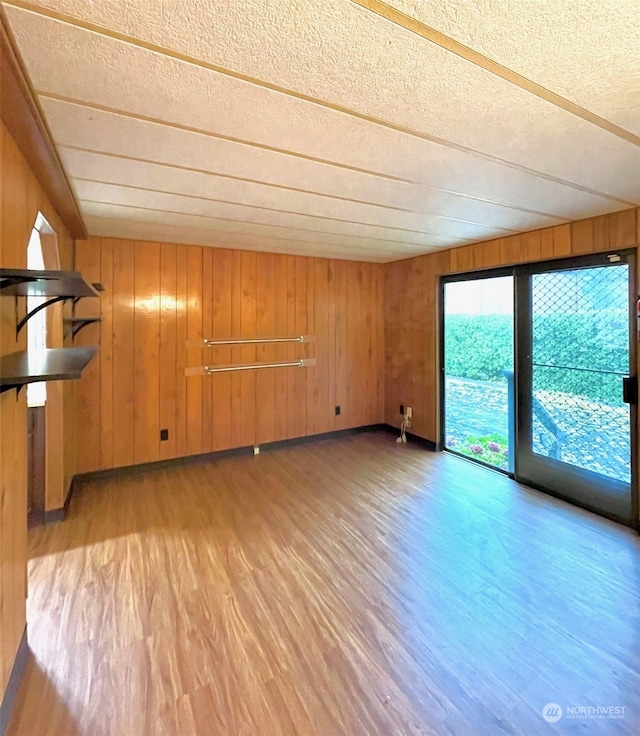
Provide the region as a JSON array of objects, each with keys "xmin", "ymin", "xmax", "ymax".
[
  {"xmin": 0, "ymin": 269, "xmax": 99, "ymax": 298},
  {"xmin": 0, "ymin": 348, "xmax": 98, "ymax": 392}
]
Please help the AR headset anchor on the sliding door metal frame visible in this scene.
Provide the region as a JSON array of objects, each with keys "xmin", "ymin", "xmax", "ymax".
[
  {"xmin": 439, "ymin": 251, "xmax": 638, "ymax": 529},
  {"xmin": 439, "ymin": 266, "xmax": 516, "ymax": 475},
  {"xmin": 516, "ymin": 250, "xmax": 637, "ymax": 527}
]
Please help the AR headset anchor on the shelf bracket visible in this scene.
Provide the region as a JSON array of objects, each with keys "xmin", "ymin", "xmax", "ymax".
[
  {"xmin": 15, "ymin": 295, "xmax": 69, "ymax": 336},
  {"xmin": 64, "ymin": 317, "xmax": 101, "ymax": 341},
  {"xmin": 0, "ymin": 383, "xmax": 24, "ymax": 398}
]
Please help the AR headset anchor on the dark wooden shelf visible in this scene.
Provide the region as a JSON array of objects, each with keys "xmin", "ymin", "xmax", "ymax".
[
  {"xmin": 0, "ymin": 348, "xmax": 97, "ymax": 395},
  {"xmin": 0, "ymin": 268, "xmax": 101, "ymax": 336},
  {"xmin": 0, "ymin": 268, "xmax": 99, "ymax": 298},
  {"xmin": 64, "ymin": 317, "xmax": 101, "ymax": 340}
]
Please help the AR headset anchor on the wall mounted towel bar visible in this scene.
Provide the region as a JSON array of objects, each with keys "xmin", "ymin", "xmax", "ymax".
[
  {"xmin": 186, "ymin": 358, "xmax": 316, "ymax": 376},
  {"xmin": 186, "ymin": 335, "xmax": 315, "ymax": 348}
]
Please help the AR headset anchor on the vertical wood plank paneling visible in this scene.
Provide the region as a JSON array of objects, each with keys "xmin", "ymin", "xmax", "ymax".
[
  {"xmin": 571, "ymin": 219, "xmax": 594, "ymax": 254},
  {"xmin": 305, "ymin": 258, "xmax": 316, "ymax": 435},
  {"xmin": 69, "ymin": 209, "xmax": 638, "ymax": 483},
  {"xmin": 394, "ymin": 262, "xmax": 412, "ymax": 425},
  {"xmin": 477, "ymin": 239, "xmax": 500, "ymax": 269},
  {"xmin": 383, "ymin": 261, "xmax": 401, "ymax": 426},
  {"xmin": 456, "ymin": 245, "xmax": 475, "ymax": 272},
  {"xmin": 540, "ymin": 229, "xmax": 555, "ymax": 259},
  {"xmin": 239, "ymin": 251, "xmax": 257, "ymax": 447},
  {"xmin": 211, "ymin": 249, "xmax": 233, "ymax": 451},
  {"xmin": 273, "ymin": 254, "xmax": 289, "ymax": 440},
  {"xmin": 0, "ymin": 124, "xmax": 18, "ymax": 696},
  {"xmin": 326, "ymin": 261, "xmax": 337, "ymax": 430},
  {"xmin": 133, "ymin": 242, "xmax": 160, "ymax": 465},
  {"xmin": 255, "ymin": 253, "xmax": 276, "ymax": 444},
  {"xmin": 345, "ymin": 262, "xmax": 357, "ymax": 426},
  {"xmin": 592, "ymin": 215, "xmax": 610, "ymax": 252},
  {"xmin": 351, "ymin": 263, "xmax": 365, "ymax": 427},
  {"xmin": 0, "ymin": 126, "xmax": 5, "ymax": 697},
  {"xmin": 499, "ymin": 235, "xmax": 523, "ymax": 265},
  {"xmin": 175, "ymin": 246, "xmax": 189, "ymax": 457},
  {"xmin": 186, "ymin": 247, "xmax": 203, "ymax": 456},
  {"xmin": 409, "ymin": 257, "xmax": 425, "ymax": 433},
  {"xmin": 334, "ymin": 260, "xmax": 349, "ymax": 430},
  {"xmin": 0, "ymin": 125, "xmax": 7, "ymax": 695},
  {"xmin": 0, "ymin": 120, "xmax": 77, "ymax": 708},
  {"xmin": 74, "ymin": 240, "xmax": 102, "ymax": 473},
  {"xmin": 159, "ymin": 242, "xmax": 178, "ymax": 460},
  {"xmin": 553, "ymin": 225, "xmax": 572, "ymax": 256},
  {"xmin": 111, "ymin": 240, "xmax": 135, "ymax": 468},
  {"xmin": 96, "ymin": 238, "xmax": 113, "ymax": 471},
  {"xmin": 200, "ymin": 247, "xmax": 214, "ymax": 454},
  {"xmin": 423, "ymin": 257, "xmax": 440, "ymax": 441},
  {"xmin": 285, "ymin": 256, "xmax": 297, "ymax": 438},
  {"xmin": 522, "ymin": 231, "xmax": 542, "ymax": 261},
  {"xmin": 374, "ymin": 264, "xmax": 385, "ymax": 423},
  {"xmin": 361, "ymin": 263, "xmax": 374, "ymax": 425},
  {"xmin": 610, "ymin": 209, "xmax": 636, "ymax": 248},
  {"xmin": 312, "ymin": 259, "xmax": 330, "ymax": 435},
  {"xmin": 449, "ymin": 248, "xmax": 458, "ymax": 273},
  {"xmin": 293, "ymin": 257, "xmax": 307, "ymax": 438},
  {"xmin": 230, "ymin": 251, "xmax": 243, "ymax": 447}
]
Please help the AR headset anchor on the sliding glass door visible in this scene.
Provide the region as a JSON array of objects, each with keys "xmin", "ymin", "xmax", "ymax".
[
  {"xmin": 443, "ymin": 275, "xmax": 514, "ymax": 472},
  {"xmin": 516, "ymin": 256, "xmax": 635, "ymax": 523},
  {"xmin": 442, "ymin": 252, "xmax": 637, "ymax": 525}
]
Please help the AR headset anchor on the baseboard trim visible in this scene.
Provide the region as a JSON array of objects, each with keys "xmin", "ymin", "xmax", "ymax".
[
  {"xmin": 72, "ymin": 444, "xmax": 255, "ymax": 486},
  {"xmin": 43, "ymin": 476, "xmax": 78, "ymax": 525},
  {"xmin": 71, "ymin": 425, "xmax": 390, "ymax": 486},
  {"xmin": 261, "ymin": 424, "xmax": 387, "ymax": 453},
  {"xmin": 381, "ymin": 424, "xmax": 438, "ymax": 451},
  {"xmin": 0, "ymin": 627, "xmax": 29, "ymax": 736},
  {"xmin": 43, "ymin": 507, "xmax": 65, "ymax": 524}
]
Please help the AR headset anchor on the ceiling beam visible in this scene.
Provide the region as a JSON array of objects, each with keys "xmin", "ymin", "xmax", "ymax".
[{"xmin": 0, "ymin": 12, "xmax": 87, "ymax": 238}]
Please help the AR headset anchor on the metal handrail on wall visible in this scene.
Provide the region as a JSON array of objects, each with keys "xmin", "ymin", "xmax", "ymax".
[
  {"xmin": 185, "ymin": 335, "xmax": 315, "ymax": 348},
  {"xmin": 184, "ymin": 335, "xmax": 316, "ymax": 376},
  {"xmin": 185, "ymin": 358, "xmax": 316, "ymax": 377}
]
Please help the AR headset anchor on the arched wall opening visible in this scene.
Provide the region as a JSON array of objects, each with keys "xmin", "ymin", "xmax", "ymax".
[{"xmin": 26, "ymin": 213, "xmax": 65, "ymax": 525}]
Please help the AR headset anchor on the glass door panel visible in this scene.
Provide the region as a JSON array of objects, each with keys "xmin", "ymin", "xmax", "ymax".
[
  {"xmin": 443, "ymin": 276, "xmax": 514, "ymax": 472},
  {"xmin": 516, "ymin": 257, "xmax": 634, "ymax": 523}
]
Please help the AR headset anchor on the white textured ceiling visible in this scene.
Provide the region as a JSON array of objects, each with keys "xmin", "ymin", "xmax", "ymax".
[{"xmin": 3, "ymin": 0, "xmax": 638, "ymax": 262}]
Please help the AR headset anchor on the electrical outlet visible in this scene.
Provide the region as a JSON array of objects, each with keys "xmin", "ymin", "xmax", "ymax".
[
  {"xmin": 253, "ymin": 446, "xmax": 260, "ymax": 455},
  {"xmin": 160, "ymin": 428, "xmax": 169, "ymax": 441},
  {"xmin": 335, "ymin": 405, "xmax": 341, "ymax": 416},
  {"xmin": 399, "ymin": 404, "xmax": 404, "ymax": 415},
  {"xmin": 406, "ymin": 407, "xmax": 413, "ymax": 418}
]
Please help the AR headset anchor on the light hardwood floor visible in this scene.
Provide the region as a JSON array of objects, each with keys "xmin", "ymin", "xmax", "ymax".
[{"xmin": 7, "ymin": 432, "xmax": 640, "ymax": 735}]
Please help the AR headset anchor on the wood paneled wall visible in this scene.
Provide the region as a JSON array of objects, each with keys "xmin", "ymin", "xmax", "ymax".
[
  {"xmin": 0, "ymin": 122, "xmax": 75, "ymax": 707},
  {"xmin": 73, "ymin": 238, "xmax": 385, "ymax": 473},
  {"xmin": 2, "ymin": 117, "xmax": 637, "ymax": 715},
  {"xmin": 384, "ymin": 208, "xmax": 640, "ymax": 444}
]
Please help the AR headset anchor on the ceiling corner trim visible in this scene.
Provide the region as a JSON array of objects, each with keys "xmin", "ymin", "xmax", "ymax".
[{"xmin": 0, "ymin": 10, "xmax": 87, "ymax": 238}]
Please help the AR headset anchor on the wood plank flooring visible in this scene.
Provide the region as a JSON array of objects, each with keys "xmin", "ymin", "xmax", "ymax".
[{"xmin": 7, "ymin": 432, "xmax": 640, "ymax": 735}]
